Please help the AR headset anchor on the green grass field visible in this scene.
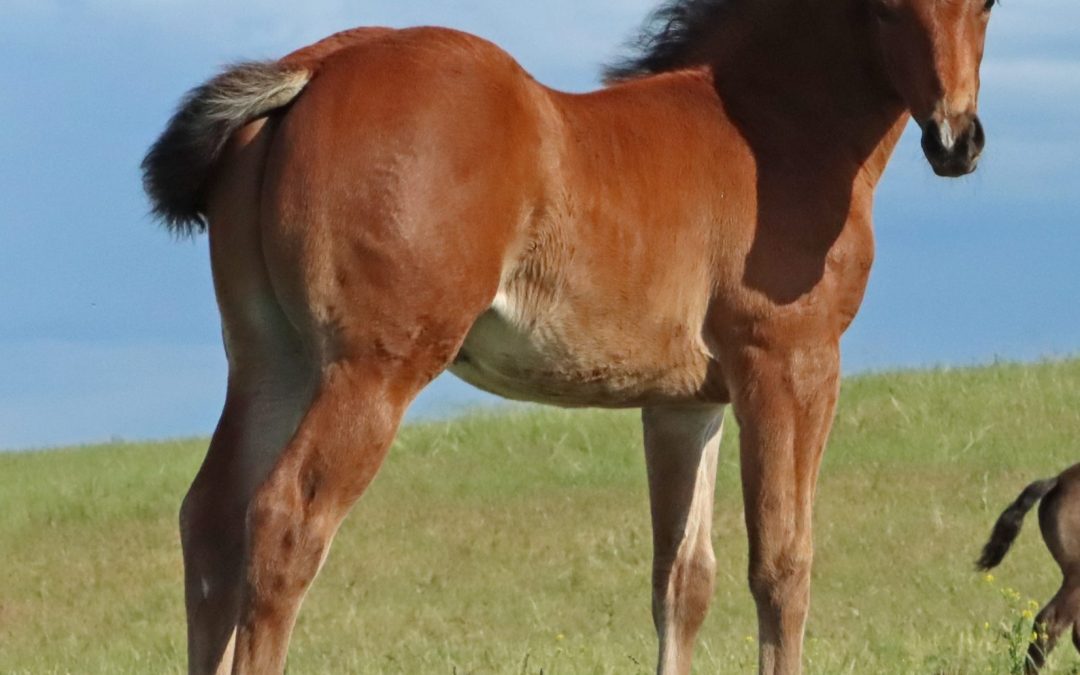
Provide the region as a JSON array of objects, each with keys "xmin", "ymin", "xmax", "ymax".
[{"xmin": 2, "ymin": 359, "xmax": 1080, "ymax": 674}]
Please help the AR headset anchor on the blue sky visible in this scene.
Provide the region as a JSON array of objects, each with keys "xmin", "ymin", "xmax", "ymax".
[{"xmin": 1, "ymin": 1, "xmax": 1077, "ymax": 450}]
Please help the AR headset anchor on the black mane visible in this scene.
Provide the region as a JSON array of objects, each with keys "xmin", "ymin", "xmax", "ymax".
[{"xmin": 604, "ymin": 0, "xmax": 735, "ymax": 83}]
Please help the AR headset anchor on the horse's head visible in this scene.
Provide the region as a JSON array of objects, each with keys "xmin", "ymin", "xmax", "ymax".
[{"xmin": 871, "ymin": 0, "xmax": 992, "ymax": 177}]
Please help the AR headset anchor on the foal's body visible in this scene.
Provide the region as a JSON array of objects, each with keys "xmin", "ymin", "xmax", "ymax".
[
  {"xmin": 271, "ymin": 26, "xmax": 883, "ymax": 410},
  {"xmin": 213, "ymin": 27, "xmax": 880, "ymax": 671},
  {"xmin": 145, "ymin": 1, "xmax": 993, "ymax": 673}
]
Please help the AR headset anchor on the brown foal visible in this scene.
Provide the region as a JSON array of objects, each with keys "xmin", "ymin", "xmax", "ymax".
[
  {"xmin": 979, "ymin": 464, "xmax": 1080, "ymax": 674},
  {"xmin": 143, "ymin": 1, "xmax": 997, "ymax": 673}
]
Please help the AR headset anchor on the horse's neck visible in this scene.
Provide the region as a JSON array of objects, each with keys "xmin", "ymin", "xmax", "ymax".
[{"xmin": 710, "ymin": 2, "xmax": 909, "ymax": 191}]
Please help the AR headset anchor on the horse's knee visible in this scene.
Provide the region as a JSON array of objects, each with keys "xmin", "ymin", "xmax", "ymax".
[
  {"xmin": 680, "ymin": 544, "xmax": 717, "ymax": 596},
  {"xmin": 244, "ymin": 475, "xmax": 333, "ymax": 603},
  {"xmin": 748, "ymin": 548, "xmax": 813, "ymax": 615},
  {"xmin": 655, "ymin": 540, "xmax": 715, "ymax": 581},
  {"xmin": 654, "ymin": 541, "xmax": 717, "ymax": 626},
  {"xmin": 247, "ymin": 481, "xmax": 318, "ymax": 556},
  {"xmin": 679, "ymin": 547, "xmax": 717, "ymax": 622}
]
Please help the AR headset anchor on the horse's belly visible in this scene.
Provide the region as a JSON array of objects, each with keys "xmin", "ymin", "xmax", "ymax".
[{"xmin": 448, "ymin": 294, "xmax": 709, "ymax": 408}]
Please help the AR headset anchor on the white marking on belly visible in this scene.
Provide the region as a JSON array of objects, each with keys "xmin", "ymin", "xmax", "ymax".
[
  {"xmin": 450, "ymin": 287, "xmax": 565, "ymax": 402},
  {"xmin": 490, "ymin": 290, "xmax": 515, "ymax": 320},
  {"xmin": 451, "ymin": 284, "xmax": 712, "ymax": 407}
]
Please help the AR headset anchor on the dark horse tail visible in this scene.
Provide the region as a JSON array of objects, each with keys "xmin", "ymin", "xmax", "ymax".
[
  {"xmin": 976, "ymin": 477, "xmax": 1058, "ymax": 571},
  {"xmin": 141, "ymin": 62, "xmax": 311, "ymax": 236}
]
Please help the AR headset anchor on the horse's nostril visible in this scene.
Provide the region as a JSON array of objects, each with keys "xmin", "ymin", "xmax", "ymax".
[
  {"xmin": 958, "ymin": 117, "xmax": 985, "ymax": 163},
  {"xmin": 921, "ymin": 121, "xmax": 945, "ymax": 156},
  {"xmin": 971, "ymin": 116, "xmax": 986, "ymax": 151}
]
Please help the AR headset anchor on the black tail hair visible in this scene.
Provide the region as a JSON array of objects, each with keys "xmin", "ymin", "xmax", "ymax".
[
  {"xmin": 976, "ymin": 477, "xmax": 1058, "ymax": 571},
  {"xmin": 141, "ymin": 61, "xmax": 311, "ymax": 235}
]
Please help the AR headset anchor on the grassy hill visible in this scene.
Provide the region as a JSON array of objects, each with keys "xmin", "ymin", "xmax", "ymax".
[{"xmin": 2, "ymin": 359, "xmax": 1079, "ymax": 673}]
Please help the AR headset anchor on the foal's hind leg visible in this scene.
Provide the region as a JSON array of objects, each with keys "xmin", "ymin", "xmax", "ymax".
[
  {"xmin": 229, "ymin": 357, "xmax": 443, "ymax": 673},
  {"xmin": 181, "ymin": 351, "xmax": 311, "ymax": 675},
  {"xmin": 642, "ymin": 406, "xmax": 725, "ymax": 675},
  {"xmin": 1027, "ymin": 580, "xmax": 1080, "ymax": 673},
  {"xmin": 180, "ymin": 119, "xmax": 315, "ymax": 675}
]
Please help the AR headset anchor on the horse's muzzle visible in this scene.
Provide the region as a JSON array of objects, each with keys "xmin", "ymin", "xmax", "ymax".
[{"xmin": 921, "ymin": 113, "xmax": 985, "ymax": 178}]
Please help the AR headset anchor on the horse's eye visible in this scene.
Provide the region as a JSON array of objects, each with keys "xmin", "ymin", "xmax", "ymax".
[{"xmin": 984, "ymin": 0, "xmax": 996, "ymax": 12}]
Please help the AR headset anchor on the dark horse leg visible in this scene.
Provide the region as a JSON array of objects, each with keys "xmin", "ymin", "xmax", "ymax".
[
  {"xmin": 1029, "ymin": 469, "xmax": 1080, "ymax": 673},
  {"xmin": 1027, "ymin": 580, "xmax": 1080, "ymax": 673}
]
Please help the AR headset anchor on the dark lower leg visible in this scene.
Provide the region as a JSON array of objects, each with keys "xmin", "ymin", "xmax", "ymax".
[{"xmin": 1027, "ymin": 585, "xmax": 1078, "ymax": 674}]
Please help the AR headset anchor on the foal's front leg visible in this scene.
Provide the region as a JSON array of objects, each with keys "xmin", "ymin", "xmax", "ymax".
[
  {"xmin": 642, "ymin": 405, "xmax": 725, "ymax": 675},
  {"xmin": 733, "ymin": 346, "xmax": 840, "ymax": 675}
]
